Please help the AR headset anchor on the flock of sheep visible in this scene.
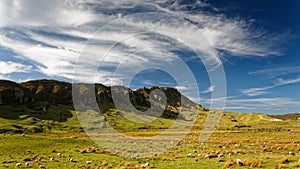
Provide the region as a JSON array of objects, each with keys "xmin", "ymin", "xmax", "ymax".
[{"xmin": 14, "ymin": 149, "xmax": 150, "ymax": 169}]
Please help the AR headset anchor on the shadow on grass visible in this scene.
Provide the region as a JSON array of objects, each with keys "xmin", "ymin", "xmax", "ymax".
[{"xmin": 0, "ymin": 105, "xmax": 73, "ymax": 122}]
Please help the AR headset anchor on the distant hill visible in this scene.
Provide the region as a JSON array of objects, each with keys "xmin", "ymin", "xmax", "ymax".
[{"xmin": 269, "ymin": 113, "xmax": 300, "ymax": 120}]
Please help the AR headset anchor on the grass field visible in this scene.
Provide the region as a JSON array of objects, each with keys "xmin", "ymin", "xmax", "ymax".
[
  {"xmin": 1, "ymin": 105, "xmax": 300, "ymax": 168},
  {"xmin": 2, "ymin": 129, "xmax": 300, "ymax": 168}
]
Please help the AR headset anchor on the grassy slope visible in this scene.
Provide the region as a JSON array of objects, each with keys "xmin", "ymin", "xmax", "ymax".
[{"xmin": 1, "ymin": 105, "xmax": 300, "ymax": 168}]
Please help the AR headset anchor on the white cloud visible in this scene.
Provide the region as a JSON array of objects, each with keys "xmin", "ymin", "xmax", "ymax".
[
  {"xmin": 276, "ymin": 77, "xmax": 300, "ymax": 86},
  {"xmin": 249, "ymin": 66, "xmax": 300, "ymax": 79},
  {"xmin": 240, "ymin": 87, "xmax": 271, "ymax": 96},
  {"xmin": 0, "ymin": 0, "xmax": 97, "ymax": 27},
  {"xmin": 0, "ymin": 61, "xmax": 32, "ymax": 74},
  {"xmin": 0, "ymin": 0, "xmax": 286, "ymax": 87},
  {"xmin": 200, "ymin": 85, "xmax": 215, "ymax": 94},
  {"xmin": 241, "ymin": 77, "xmax": 300, "ymax": 96},
  {"xmin": 225, "ymin": 97, "xmax": 300, "ymax": 111},
  {"xmin": 175, "ymin": 86, "xmax": 189, "ymax": 91}
]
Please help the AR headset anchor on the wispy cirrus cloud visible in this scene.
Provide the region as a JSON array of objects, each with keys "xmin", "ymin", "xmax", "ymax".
[
  {"xmin": 200, "ymin": 85, "xmax": 215, "ymax": 94},
  {"xmin": 241, "ymin": 77, "xmax": 300, "ymax": 96},
  {"xmin": 225, "ymin": 97, "xmax": 300, "ymax": 112},
  {"xmin": 0, "ymin": 0, "xmax": 287, "ymax": 87},
  {"xmin": 249, "ymin": 66, "xmax": 300, "ymax": 79}
]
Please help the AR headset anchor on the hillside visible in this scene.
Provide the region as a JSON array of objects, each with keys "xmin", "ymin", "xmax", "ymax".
[
  {"xmin": 1, "ymin": 79, "xmax": 299, "ymax": 134},
  {"xmin": 0, "ymin": 79, "xmax": 204, "ymax": 133}
]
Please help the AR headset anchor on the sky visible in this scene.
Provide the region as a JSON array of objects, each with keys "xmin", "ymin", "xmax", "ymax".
[{"xmin": 0, "ymin": 0, "xmax": 299, "ymax": 114}]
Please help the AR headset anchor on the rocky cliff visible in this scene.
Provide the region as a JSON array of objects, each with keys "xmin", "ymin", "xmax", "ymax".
[{"xmin": 0, "ymin": 79, "xmax": 204, "ymax": 118}]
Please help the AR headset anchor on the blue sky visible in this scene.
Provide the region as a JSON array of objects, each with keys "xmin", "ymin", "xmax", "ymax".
[{"xmin": 0, "ymin": 0, "xmax": 299, "ymax": 114}]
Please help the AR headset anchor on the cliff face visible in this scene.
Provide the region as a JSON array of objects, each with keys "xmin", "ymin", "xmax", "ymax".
[
  {"xmin": 0, "ymin": 79, "xmax": 202, "ymax": 116},
  {"xmin": 0, "ymin": 80, "xmax": 72, "ymax": 106}
]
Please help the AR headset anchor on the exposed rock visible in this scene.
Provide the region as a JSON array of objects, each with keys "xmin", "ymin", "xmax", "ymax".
[{"xmin": 0, "ymin": 79, "xmax": 203, "ymax": 120}]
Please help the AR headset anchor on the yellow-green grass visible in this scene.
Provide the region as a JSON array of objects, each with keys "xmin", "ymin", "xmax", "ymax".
[
  {"xmin": 2, "ymin": 104, "xmax": 300, "ymax": 168},
  {"xmin": 2, "ymin": 129, "xmax": 300, "ymax": 168}
]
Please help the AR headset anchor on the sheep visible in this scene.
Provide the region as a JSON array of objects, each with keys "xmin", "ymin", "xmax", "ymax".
[
  {"xmin": 228, "ymin": 153, "xmax": 232, "ymax": 157},
  {"xmin": 25, "ymin": 162, "xmax": 29, "ymax": 167},
  {"xmin": 289, "ymin": 151, "xmax": 295, "ymax": 156},
  {"xmin": 187, "ymin": 153, "xmax": 193, "ymax": 157},
  {"xmin": 57, "ymin": 153, "xmax": 61, "ymax": 157},
  {"xmin": 36, "ymin": 157, "xmax": 42, "ymax": 162},
  {"xmin": 141, "ymin": 162, "xmax": 150, "ymax": 168},
  {"xmin": 218, "ymin": 153, "xmax": 224, "ymax": 158},
  {"xmin": 68, "ymin": 157, "xmax": 74, "ymax": 162},
  {"xmin": 203, "ymin": 154, "xmax": 210, "ymax": 159},
  {"xmin": 16, "ymin": 163, "xmax": 22, "ymax": 168},
  {"xmin": 86, "ymin": 161, "xmax": 92, "ymax": 165},
  {"xmin": 49, "ymin": 157, "xmax": 54, "ymax": 161},
  {"xmin": 236, "ymin": 159, "xmax": 243, "ymax": 166},
  {"xmin": 39, "ymin": 165, "xmax": 46, "ymax": 169}
]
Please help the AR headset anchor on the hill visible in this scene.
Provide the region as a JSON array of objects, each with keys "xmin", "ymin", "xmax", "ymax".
[
  {"xmin": 269, "ymin": 113, "xmax": 300, "ymax": 120},
  {"xmin": 0, "ymin": 79, "xmax": 204, "ymax": 133},
  {"xmin": 0, "ymin": 79, "xmax": 298, "ymax": 134}
]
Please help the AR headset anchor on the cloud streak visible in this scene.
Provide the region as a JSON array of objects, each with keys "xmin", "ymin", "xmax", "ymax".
[
  {"xmin": 241, "ymin": 77, "xmax": 300, "ymax": 96},
  {"xmin": 200, "ymin": 85, "xmax": 215, "ymax": 94},
  {"xmin": 249, "ymin": 66, "xmax": 300, "ymax": 79}
]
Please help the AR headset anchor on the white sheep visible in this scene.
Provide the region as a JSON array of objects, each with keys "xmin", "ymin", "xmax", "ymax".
[
  {"xmin": 49, "ymin": 157, "xmax": 54, "ymax": 161},
  {"xmin": 218, "ymin": 153, "xmax": 224, "ymax": 158},
  {"xmin": 203, "ymin": 154, "xmax": 210, "ymax": 159},
  {"xmin": 57, "ymin": 153, "xmax": 61, "ymax": 157},
  {"xmin": 86, "ymin": 161, "xmax": 92, "ymax": 165},
  {"xmin": 37, "ymin": 157, "xmax": 42, "ymax": 162},
  {"xmin": 16, "ymin": 163, "xmax": 22, "ymax": 168},
  {"xmin": 289, "ymin": 151, "xmax": 295, "ymax": 156},
  {"xmin": 236, "ymin": 159, "xmax": 243, "ymax": 166},
  {"xmin": 228, "ymin": 153, "xmax": 232, "ymax": 157},
  {"xmin": 141, "ymin": 162, "xmax": 150, "ymax": 168},
  {"xmin": 69, "ymin": 157, "xmax": 74, "ymax": 162},
  {"xmin": 25, "ymin": 162, "xmax": 29, "ymax": 167},
  {"xmin": 187, "ymin": 153, "xmax": 193, "ymax": 157},
  {"xmin": 39, "ymin": 165, "xmax": 46, "ymax": 169}
]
